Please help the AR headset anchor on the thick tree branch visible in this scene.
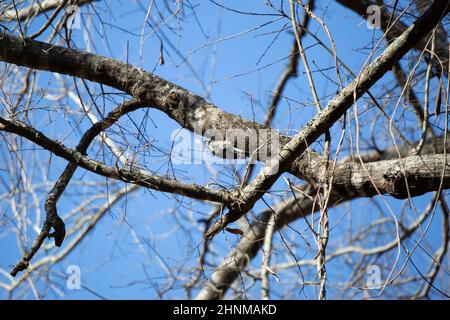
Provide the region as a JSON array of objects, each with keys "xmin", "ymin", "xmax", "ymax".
[
  {"xmin": 0, "ymin": 0, "xmax": 447, "ymax": 241},
  {"xmin": 335, "ymin": 0, "xmax": 449, "ymax": 74},
  {"xmin": 196, "ymin": 149, "xmax": 450, "ymax": 299},
  {"xmin": 196, "ymin": 185, "xmax": 335, "ymax": 300},
  {"xmin": 0, "ymin": 28, "xmax": 324, "ymax": 181},
  {"xmin": 0, "ymin": 0, "xmax": 95, "ymax": 22},
  {"xmin": 204, "ymin": 0, "xmax": 449, "ymax": 238}
]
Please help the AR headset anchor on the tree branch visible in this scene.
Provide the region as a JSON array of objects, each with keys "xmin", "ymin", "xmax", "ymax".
[
  {"xmin": 204, "ymin": 0, "xmax": 449, "ymax": 238},
  {"xmin": 335, "ymin": 0, "xmax": 449, "ymax": 74},
  {"xmin": 0, "ymin": 0, "xmax": 95, "ymax": 22},
  {"xmin": 0, "ymin": 117, "xmax": 232, "ymax": 207}
]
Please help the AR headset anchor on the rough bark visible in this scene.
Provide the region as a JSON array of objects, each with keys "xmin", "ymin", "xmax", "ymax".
[{"xmin": 335, "ymin": 0, "xmax": 449, "ymax": 74}]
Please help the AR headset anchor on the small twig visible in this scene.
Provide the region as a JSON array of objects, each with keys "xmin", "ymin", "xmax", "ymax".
[{"xmin": 261, "ymin": 213, "xmax": 277, "ymax": 300}]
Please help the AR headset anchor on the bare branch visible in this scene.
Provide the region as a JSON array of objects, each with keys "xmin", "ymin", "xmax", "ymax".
[
  {"xmin": 0, "ymin": 0, "xmax": 95, "ymax": 22},
  {"xmin": 204, "ymin": 0, "xmax": 449, "ymax": 238},
  {"xmin": 0, "ymin": 117, "xmax": 232, "ymax": 207}
]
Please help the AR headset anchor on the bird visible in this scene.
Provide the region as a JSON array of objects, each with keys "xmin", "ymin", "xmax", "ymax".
[{"xmin": 205, "ymin": 136, "xmax": 249, "ymax": 159}]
